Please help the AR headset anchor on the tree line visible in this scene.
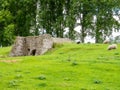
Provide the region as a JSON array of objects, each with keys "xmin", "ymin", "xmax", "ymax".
[{"xmin": 0, "ymin": 0, "xmax": 120, "ymax": 46}]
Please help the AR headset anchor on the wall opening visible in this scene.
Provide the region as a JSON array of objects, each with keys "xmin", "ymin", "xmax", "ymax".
[
  {"xmin": 31, "ymin": 49, "xmax": 36, "ymax": 56},
  {"xmin": 28, "ymin": 48, "xmax": 30, "ymax": 51}
]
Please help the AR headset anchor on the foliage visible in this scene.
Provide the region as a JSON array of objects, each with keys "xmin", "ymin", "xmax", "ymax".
[
  {"xmin": 0, "ymin": 0, "xmax": 120, "ymax": 46},
  {"xmin": 0, "ymin": 9, "xmax": 14, "ymax": 46},
  {"xmin": 93, "ymin": 0, "xmax": 120, "ymax": 43}
]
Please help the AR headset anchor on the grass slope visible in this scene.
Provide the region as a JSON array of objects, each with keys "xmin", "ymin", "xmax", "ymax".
[{"xmin": 0, "ymin": 43, "xmax": 120, "ymax": 90}]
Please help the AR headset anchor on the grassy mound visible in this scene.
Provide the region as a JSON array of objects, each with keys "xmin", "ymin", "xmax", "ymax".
[{"xmin": 0, "ymin": 43, "xmax": 120, "ymax": 90}]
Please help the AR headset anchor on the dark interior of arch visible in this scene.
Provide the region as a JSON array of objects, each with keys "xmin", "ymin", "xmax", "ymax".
[{"xmin": 31, "ymin": 49, "xmax": 36, "ymax": 56}]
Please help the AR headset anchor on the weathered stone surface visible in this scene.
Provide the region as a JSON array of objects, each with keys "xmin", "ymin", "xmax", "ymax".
[
  {"xmin": 52, "ymin": 38, "xmax": 72, "ymax": 44},
  {"xmin": 9, "ymin": 34, "xmax": 53, "ymax": 56}
]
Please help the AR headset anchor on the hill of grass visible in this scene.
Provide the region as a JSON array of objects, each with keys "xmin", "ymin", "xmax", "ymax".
[{"xmin": 0, "ymin": 43, "xmax": 120, "ymax": 90}]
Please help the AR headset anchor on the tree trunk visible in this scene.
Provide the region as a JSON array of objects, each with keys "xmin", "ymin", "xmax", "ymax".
[
  {"xmin": 81, "ymin": 26, "xmax": 85, "ymax": 43},
  {"xmin": 95, "ymin": 29, "xmax": 99, "ymax": 43}
]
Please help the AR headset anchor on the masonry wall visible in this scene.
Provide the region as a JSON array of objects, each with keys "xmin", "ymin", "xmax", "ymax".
[{"xmin": 9, "ymin": 34, "xmax": 53, "ymax": 57}]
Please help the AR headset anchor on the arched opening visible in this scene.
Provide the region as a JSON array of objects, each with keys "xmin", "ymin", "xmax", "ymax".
[
  {"xmin": 28, "ymin": 48, "xmax": 30, "ymax": 51},
  {"xmin": 31, "ymin": 49, "xmax": 36, "ymax": 56}
]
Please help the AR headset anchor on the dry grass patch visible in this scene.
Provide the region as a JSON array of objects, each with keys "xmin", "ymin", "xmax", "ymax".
[{"xmin": 0, "ymin": 59, "xmax": 22, "ymax": 63}]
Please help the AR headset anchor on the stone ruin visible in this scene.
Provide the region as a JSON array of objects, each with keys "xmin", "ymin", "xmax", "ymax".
[
  {"xmin": 9, "ymin": 34, "xmax": 73, "ymax": 57},
  {"xmin": 9, "ymin": 34, "xmax": 53, "ymax": 57},
  {"xmin": 52, "ymin": 38, "xmax": 72, "ymax": 44}
]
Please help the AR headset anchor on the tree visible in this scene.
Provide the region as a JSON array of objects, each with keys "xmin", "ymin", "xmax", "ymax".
[
  {"xmin": 8, "ymin": 0, "xmax": 37, "ymax": 36},
  {"xmin": 0, "ymin": 0, "xmax": 120, "ymax": 46},
  {"xmin": 93, "ymin": 0, "xmax": 120, "ymax": 43},
  {"xmin": 64, "ymin": 0, "xmax": 76, "ymax": 39},
  {"xmin": 72, "ymin": 0, "xmax": 120, "ymax": 43},
  {"xmin": 0, "ymin": 0, "xmax": 37, "ymax": 46},
  {"xmin": 0, "ymin": 0, "xmax": 14, "ymax": 46},
  {"xmin": 38, "ymin": 0, "xmax": 66, "ymax": 37}
]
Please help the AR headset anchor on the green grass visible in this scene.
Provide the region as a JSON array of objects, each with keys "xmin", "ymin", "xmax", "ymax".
[{"xmin": 0, "ymin": 43, "xmax": 120, "ymax": 90}]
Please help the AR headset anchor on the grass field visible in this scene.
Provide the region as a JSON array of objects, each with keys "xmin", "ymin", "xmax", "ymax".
[{"xmin": 0, "ymin": 43, "xmax": 120, "ymax": 90}]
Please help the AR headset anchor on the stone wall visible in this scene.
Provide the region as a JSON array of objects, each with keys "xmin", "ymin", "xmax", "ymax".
[
  {"xmin": 9, "ymin": 34, "xmax": 73, "ymax": 57},
  {"xmin": 9, "ymin": 34, "xmax": 53, "ymax": 56},
  {"xmin": 52, "ymin": 38, "xmax": 72, "ymax": 44}
]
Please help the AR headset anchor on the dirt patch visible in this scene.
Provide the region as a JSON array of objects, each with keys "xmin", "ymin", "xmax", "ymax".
[{"xmin": 0, "ymin": 60, "xmax": 21, "ymax": 63}]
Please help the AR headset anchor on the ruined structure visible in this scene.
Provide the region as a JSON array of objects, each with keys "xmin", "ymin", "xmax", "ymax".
[
  {"xmin": 9, "ymin": 34, "xmax": 53, "ymax": 56},
  {"xmin": 52, "ymin": 38, "xmax": 72, "ymax": 44}
]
